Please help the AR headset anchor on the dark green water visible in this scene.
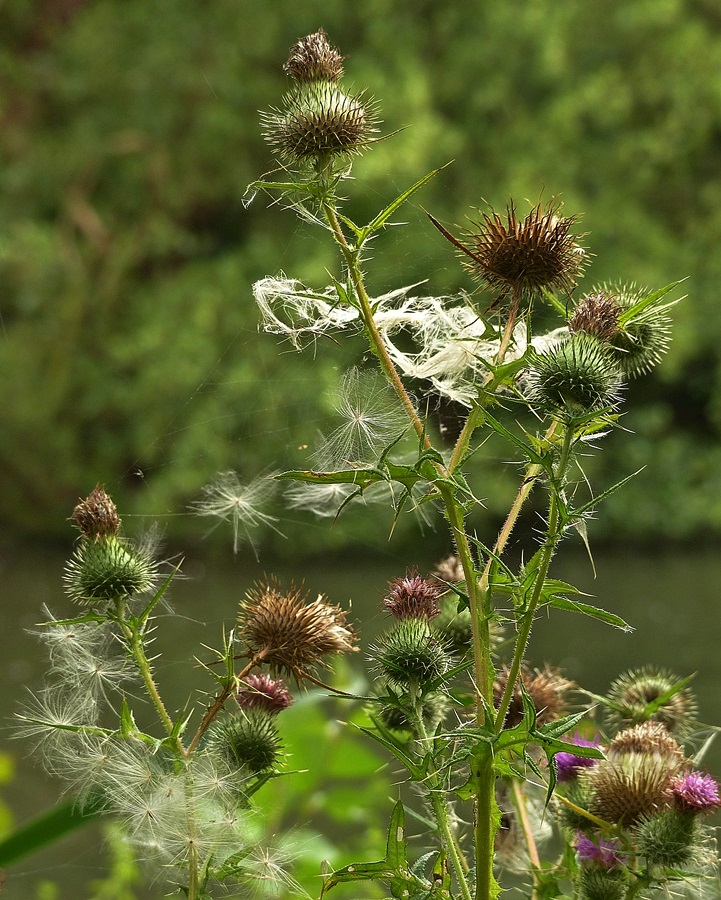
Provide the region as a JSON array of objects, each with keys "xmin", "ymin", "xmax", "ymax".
[{"xmin": 2, "ymin": 541, "xmax": 721, "ymax": 897}]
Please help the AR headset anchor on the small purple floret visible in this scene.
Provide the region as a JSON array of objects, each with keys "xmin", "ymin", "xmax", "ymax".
[
  {"xmin": 574, "ymin": 832, "xmax": 623, "ymax": 868},
  {"xmin": 237, "ymin": 673, "xmax": 292, "ymax": 715},
  {"xmin": 556, "ymin": 735, "xmax": 601, "ymax": 782},
  {"xmin": 671, "ymin": 771, "xmax": 721, "ymax": 813}
]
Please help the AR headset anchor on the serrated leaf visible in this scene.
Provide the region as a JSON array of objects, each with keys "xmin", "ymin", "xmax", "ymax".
[
  {"xmin": 617, "ymin": 279, "xmax": 686, "ymax": 326},
  {"xmin": 320, "ymin": 800, "xmax": 420, "ymax": 897},
  {"xmin": 481, "ymin": 410, "xmax": 547, "ymax": 467},
  {"xmin": 360, "ymin": 166, "xmax": 448, "ymax": 241},
  {"xmin": 549, "ymin": 596, "xmax": 632, "ymax": 631}
]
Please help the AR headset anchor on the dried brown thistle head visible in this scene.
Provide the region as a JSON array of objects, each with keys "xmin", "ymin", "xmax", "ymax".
[
  {"xmin": 494, "ymin": 664, "xmax": 574, "ymax": 728},
  {"xmin": 238, "ymin": 580, "xmax": 357, "ymax": 680},
  {"xmin": 284, "ymin": 28, "xmax": 345, "ymax": 83},
  {"xmin": 568, "ymin": 291, "xmax": 622, "ymax": 342},
  {"xmin": 70, "ymin": 484, "xmax": 121, "ymax": 539}
]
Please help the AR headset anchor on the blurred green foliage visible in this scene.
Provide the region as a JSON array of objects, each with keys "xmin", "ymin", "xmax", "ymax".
[{"xmin": 2, "ymin": 0, "xmax": 721, "ymax": 548}]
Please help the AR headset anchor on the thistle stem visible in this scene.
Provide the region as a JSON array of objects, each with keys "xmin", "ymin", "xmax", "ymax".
[
  {"xmin": 494, "ymin": 423, "xmax": 574, "ymax": 730},
  {"xmin": 413, "ymin": 698, "xmax": 473, "ymax": 900},
  {"xmin": 187, "ymin": 653, "xmax": 265, "ymax": 754},
  {"xmin": 322, "ymin": 200, "xmax": 432, "ymax": 449},
  {"xmin": 448, "ymin": 286, "xmax": 523, "ymax": 474},
  {"xmin": 114, "ymin": 600, "xmax": 179, "ymax": 749},
  {"xmin": 510, "ymin": 779, "xmax": 541, "ymax": 897}
]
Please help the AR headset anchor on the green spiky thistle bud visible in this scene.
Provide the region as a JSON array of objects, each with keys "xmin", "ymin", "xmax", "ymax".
[
  {"xmin": 262, "ymin": 31, "xmax": 377, "ymax": 167},
  {"xmin": 373, "ymin": 618, "xmax": 450, "ymax": 689},
  {"xmin": 578, "ymin": 866, "xmax": 627, "ymax": 900},
  {"xmin": 525, "ymin": 333, "xmax": 622, "ymax": 420},
  {"xmin": 64, "ymin": 534, "xmax": 156, "ymax": 605},
  {"xmin": 605, "ymin": 667, "xmax": 697, "ymax": 736},
  {"xmin": 208, "ymin": 710, "xmax": 282, "ymax": 775},
  {"xmin": 633, "ymin": 807, "xmax": 699, "ymax": 868},
  {"xmin": 262, "ymin": 81, "xmax": 378, "ymax": 164},
  {"xmin": 606, "ymin": 284, "xmax": 673, "ymax": 379}
]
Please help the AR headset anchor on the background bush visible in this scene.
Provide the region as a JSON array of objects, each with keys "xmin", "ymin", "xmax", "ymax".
[{"xmin": 2, "ymin": 0, "xmax": 721, "ymax": 550}]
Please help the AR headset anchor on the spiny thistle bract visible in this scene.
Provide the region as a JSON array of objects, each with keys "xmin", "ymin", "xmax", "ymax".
[
  {"xmin": 377, "ymin": 692, "xmax": 448, "ymax": 736},
  {"xmin": 64, "ymin": 534, "xmax": 157, "ymax": 605},
  {"xmin": 238, "ymin": 580, "xmax": 357, "ymax": 680},
  {"xmin": 70, "ymin": 483, "xmax": 121, "ymax": 538},
  {"xmin": 585, "ymin": 750, "xmax": 682, "ymax": 826},
  {"xmin": 606, "ymin": 720, "xmax": 683, "ymax": 760},
  {"xmin": 382, "ymin": 570, "xmax": 442, "ymax": 621},
  {"xmin": 605, "ymin": 666, "xmax": 698, "ymax": 735},
  {"xmin": 439, "ymin": 200, "xmax": 587, "ymax": 301},
  {"xmin": 568, "ymin": 291, "xmax": 622, "ymax": 342},
  {"xmin": 236, "ymin": 673, "xmax": 293, "ymax": 715},
  {"xmin": 373, "ymin": 618, "xmax": 450, "ymax": 688},
  {"xmin": 283, "ymin": 28, "xmax": 345, "ymax": 82},
  {"xmin": 524, "ymin": 332, "xmax": 622, "ymax": 420}
]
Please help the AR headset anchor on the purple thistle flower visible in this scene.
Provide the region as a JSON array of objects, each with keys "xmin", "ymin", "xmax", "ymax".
[
  {"xmin": 237, "ymin": 673, "xmax": 292, "ymax": 715},
  {"xmin": 556, "ymin": 734, "xmax": 601, "ymax": 782},
  {"xmin": 383, "ymin": 570, "xmax": 442, "ymax": 621},
  {"xmin": 670, "ymin": 770, "xmax": 721, "ymax": 814},
  {"xmin": 574, "ymin": 832, "xmax": 623, "ymax": 869}
]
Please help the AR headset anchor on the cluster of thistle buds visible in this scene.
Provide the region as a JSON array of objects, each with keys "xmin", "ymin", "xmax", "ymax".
[
  {"xmin": 19, "ymin": 486, "xmax": 362, "ymax": 894},
  {"xmin": 553, "ymin": 669, "xmax": 720, "ymax": 899}
]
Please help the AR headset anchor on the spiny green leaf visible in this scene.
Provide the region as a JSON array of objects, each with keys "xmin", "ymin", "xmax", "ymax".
[
  {"xmin": 549, "ymin": 596, "xmax": 632, "ymax": 631},
  {"xmin": 360, "ymin": 166, "xmax": 448, "ymax": 241},
  {"xmin": 617, "ymin": 279, "xmax": 686, "ymax": 326}
]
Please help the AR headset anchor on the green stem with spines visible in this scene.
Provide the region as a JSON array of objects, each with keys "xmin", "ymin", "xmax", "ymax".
[
  {"xmin": 113, "ymin": 599, "xmax": 184, "ymax": 754},
  {"xmin": 412, "ymin": 689, "xmax": 473, "ymax": 900},
  {"xmin": 494, "ymin": 423, "xmax": 575, "ymax": 730}
]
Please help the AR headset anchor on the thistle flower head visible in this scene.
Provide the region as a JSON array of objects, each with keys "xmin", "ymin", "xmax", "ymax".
[
  {"xmin": 556, "ymin": 734, "xmax": 602, "ymax": 782},
  {"xmin": 670, "ymin": 771, "xmax": 721, "ymax": 814},
  {"xmin": 238, "ymin": 581, "xmax": 357, "ymax": 680},
  {"xmin": 70, "ymin": 484, "xmax": 121, "ymax": 538},
  {"xmin": 569, "ymin": 291, "xmax": 622, "ymax": 342},
  {"xmin": 494, "ymin": 664, "xmax": 574, "ymax": 728},
  {"xmin": 574, "ymin": 832, "xmax": 624, "ymax": 869},
  {"xmin": 284, "ymin": 28, "xmax": 344, "ymax": 82},
  {"xmin": 449, "ymin": 200, "xmax": 586, "ymax": 300},
  {"xmin": 634, "ymin": 807, "xmax": 699, "ymax": 868},
  {"xmin": 432, "ymin": 555, "xmax": 465, "ymax": 584},
  {"xmin": 585, "ymin": 749, "xmax": 682, "ymax": 825},
  {"xmin": 208, "ymin": 712, "xmax": 282, "ymax": 774},
  {"xmin": 383, "ymin": 570, "xmax": 442, "ymax": 621},
  {"xmin": 605, "ymin": 667, "xmax": 697, "ymax": 735},
  {"xmin": 237, "ymin": 673, "xmax": 292, "ymax": 715},
  {"xmin": 524, "ymin": 332, "xmax": 623, "ymax": 420},
  {"xmin": 607, "ymin": 721, "xmax": 683, "ymax": 761}
]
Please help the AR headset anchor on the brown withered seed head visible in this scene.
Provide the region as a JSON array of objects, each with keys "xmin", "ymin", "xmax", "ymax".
[
  {"xmin": 462, "ymin": 201, "xmax": 586, "ymax": 299},
  {"xmin": 70, "ymin": 484, "xmax": 121, "ymax": 538},
  {"xmin": 586, "ymin": 752, "xmax": 681, "ymax": 825},
  {"xmin": 494, "ymin": 664, "xmax": 574, "ymax": 728},
  {"xmin": 431, "ymin": 555, "xmax": 465, "ymax": 584},
  {"xmin": 607, "ymin": 721, "xmax": 683, "ymax": 761},
  {"xmin": 284, "ymin": 28, "xmax": 345, "ymax": 82},
  {"xmin": 238, "ymin": 580, "xmax": 357, "ymax": 680},
  {"xmin": 568, "ymin": 291, "xmax": 622, "ymax": 342},
  {"xmin": 383, "ymin": 570, "xmax": 442, "ymax": 621}
]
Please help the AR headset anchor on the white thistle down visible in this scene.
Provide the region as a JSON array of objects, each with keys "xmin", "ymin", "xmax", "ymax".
[
  {"xmin": 192, "ymin": 472, "xmax": 282, "ymax": 554},
  {"xmin": 255, "ymin": 275, "xmax": 566, "ymax": 406},
  {"xmin": 319, "ymin": 367, "xmax": 408, "ymax": 466}
]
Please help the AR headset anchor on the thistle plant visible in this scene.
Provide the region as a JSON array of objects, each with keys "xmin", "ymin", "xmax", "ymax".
[{"xmin": 17, "ymin": 28, "xmax": 720, "ymax": 900}]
